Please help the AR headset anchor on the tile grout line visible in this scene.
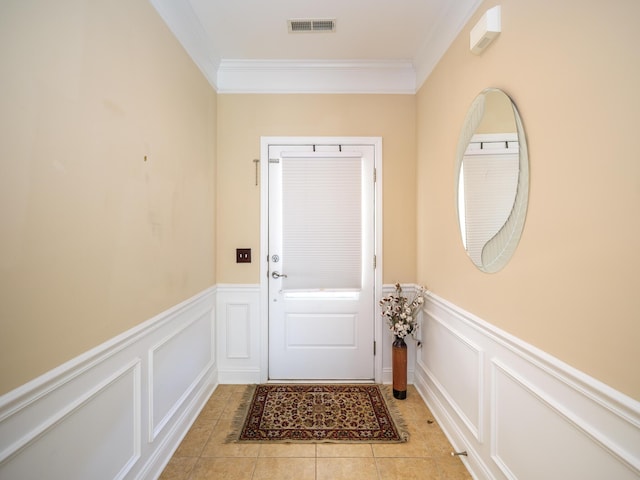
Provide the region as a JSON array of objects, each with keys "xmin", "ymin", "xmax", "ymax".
[{"xmin": 162, "ymin": 385, "xmax": 471, "ymax": 480}]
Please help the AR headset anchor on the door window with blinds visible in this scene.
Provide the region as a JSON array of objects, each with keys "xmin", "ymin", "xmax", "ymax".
[
  {"xmin": 459, "ymin": 135, "xmax": 519, "ymax": 267},
  {"xmin": 281, "ymin": 155, "xmax": 362, "ymax": 291}
]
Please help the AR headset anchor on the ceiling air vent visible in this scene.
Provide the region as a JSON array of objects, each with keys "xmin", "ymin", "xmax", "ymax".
[{"xmin": 288, "ymin": 18, "xmax": 336, "ymax": 33}]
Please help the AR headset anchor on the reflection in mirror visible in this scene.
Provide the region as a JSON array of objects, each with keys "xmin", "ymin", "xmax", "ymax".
[{"xmin": 455, "ymin": 88, "xmax": 529, "ymax": 273}]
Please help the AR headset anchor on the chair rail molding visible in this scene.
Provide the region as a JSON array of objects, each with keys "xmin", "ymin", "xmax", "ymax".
[{"xmin": 414, "ymin": 291, "xmax": 640, "ymax": 480}]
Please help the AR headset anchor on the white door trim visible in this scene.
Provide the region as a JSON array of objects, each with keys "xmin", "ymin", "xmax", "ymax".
[{"xmin": 259, "ymin": 136, "xmax": 383, "ymax": 384}]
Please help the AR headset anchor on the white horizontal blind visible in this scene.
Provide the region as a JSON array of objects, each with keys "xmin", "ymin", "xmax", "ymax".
[
  {"xmin": 463, "ymin": 144, "xmax": 519, "ymax": 266},
  {"xmin": 281, "ymin": 155, "xmax": 362, "ymax": 290}
]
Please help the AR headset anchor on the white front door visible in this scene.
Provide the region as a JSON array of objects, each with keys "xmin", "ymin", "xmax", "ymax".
[{"xmin": 267, "ymin": 142, "xmax": 376, "ymax": 380}]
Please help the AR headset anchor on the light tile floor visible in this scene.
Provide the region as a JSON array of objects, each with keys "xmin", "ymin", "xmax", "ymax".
[{"xmin": 160, "ymin": 385, "xmax": 472, "ymax": 480}]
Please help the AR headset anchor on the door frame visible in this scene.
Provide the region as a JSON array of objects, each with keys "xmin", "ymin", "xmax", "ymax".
[{"xmin": 259, "ymin": 136, "xmax": 383, "ymax": 383}]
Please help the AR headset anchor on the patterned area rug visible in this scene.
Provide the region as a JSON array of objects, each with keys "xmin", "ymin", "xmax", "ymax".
[{"xmin": 227, "ymin": 384, "xmax": 409, "ymax": 443}]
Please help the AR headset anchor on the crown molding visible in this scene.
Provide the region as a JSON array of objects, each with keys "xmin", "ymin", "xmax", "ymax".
[
  {"xmin": 216, "ymin": 59, "xmax": 416, "ymax": 94},
  {"xmin": 413, "ymin": 0, "xmax": 483, "ymax": 89},
  {"xmin": 148, "ymin": 0, "xmax": 220, "ymax": 90}
]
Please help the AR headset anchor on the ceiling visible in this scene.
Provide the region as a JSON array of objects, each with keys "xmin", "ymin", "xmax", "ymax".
[{"xmin": 149, "ymin": 0, "xmax": 483, "ymax": 93}]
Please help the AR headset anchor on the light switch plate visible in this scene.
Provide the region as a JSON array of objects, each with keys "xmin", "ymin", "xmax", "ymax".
[{"xmin": 236, "ymin": 248, "xmax": 251, "ymax": 263}]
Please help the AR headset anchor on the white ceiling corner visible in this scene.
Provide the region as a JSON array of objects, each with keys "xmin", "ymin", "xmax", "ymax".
[
  {"xmin": 413, "ymin": 0, "xmax": 484, "ymax": 87},
  {"xmin": 148, "ymin": 0, "xmax": 221, "ymax": 88},
  {"xmin": 149, "ymin": 0, "xmax": 483, "ymax": 94}
]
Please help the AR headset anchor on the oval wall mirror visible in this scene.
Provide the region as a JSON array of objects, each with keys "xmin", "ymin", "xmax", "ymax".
[{"xmin": 455, "ymin": 88, "xmax": 529, "ymax": 273}]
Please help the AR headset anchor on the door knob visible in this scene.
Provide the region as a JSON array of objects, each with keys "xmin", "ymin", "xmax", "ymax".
[{"xmin": 272, "ymin": 271, "xmax": 288, "ymax": 279}]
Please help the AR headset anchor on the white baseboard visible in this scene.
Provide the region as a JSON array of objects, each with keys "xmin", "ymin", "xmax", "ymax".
[
  {"xmin": 217, "ymin": 369, "xmax": 261, "ymax": 385},
  {"xmin": 414, "ymin": 292, "xmax": 640, "ymax": 480},
  {"xmin": 382, "ymin": 367, "xmax": 415, "ymax": 386},
  {"xmin": 0, "ymin": 286, "xmax": 217, "ymax": 480}
]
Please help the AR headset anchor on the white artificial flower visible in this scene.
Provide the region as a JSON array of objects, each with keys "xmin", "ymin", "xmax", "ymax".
[{"xmin": 380, "ymin": 283, "xmax": 426, "ymax": 340}]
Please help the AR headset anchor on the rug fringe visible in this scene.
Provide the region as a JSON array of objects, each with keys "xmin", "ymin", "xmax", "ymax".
[
  {"xmin": 225, "ymin": 384, "xmax": 257, "ymax": 444},
  {"xmin": 379, "ymin": 384, "xmax": 410, "ymax": 443}
]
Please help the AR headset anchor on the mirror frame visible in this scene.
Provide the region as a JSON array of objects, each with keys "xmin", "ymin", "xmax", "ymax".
[{"xmin": 455, "ymin": 88, "xmax": 529, "ymax": 273}]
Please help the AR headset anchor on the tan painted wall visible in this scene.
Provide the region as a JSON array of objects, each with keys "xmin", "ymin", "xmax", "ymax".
[
  {"xmin": 0, "ymin": 0, "xmax": 217, "ymax": 394},
  {"xmin": 5, "ymin": 0, "xmax": 636, "ymax": 403},
  {"xmin": 416, "ymin": 0, "xmax": 640, "ymax": 399},
  {"xmin": 216, "ymin": 94, "xmax": 416, "ymax": 285}
]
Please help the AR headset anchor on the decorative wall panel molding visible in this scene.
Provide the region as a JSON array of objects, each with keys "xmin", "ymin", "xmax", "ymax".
[
  {"xmin": 225, "ymin": 304, "xmax": 251, "ymax": 359},
  {"xmin": 0, "ymin": 286, "xmax": 217, "ymax": 480},
  {"xmin": 421, "ymin": 314, "xmax": 484, "ymax": 441},
  {"xmin": 149, "ymin": 311, "xmax": 214, "ymax": 441},
  {"xmin": 216, "ymin": 284, "xmax": 261, "ymax": 384},
  {"xmin": 491, "ymin": 360, "xmax": 638, "ymax": 479},
  {"xmin": 414, "ymin": 292, "xmax": 640, "ymax": 480},
  {"xmin": 1, "ymin": 361, "xmax": 141, "ymax": 480}
]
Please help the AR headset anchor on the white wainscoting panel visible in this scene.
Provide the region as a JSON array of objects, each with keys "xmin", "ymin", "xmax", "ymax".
[
  {"xmin": 0, "ymin": 361, "xmax": 141, "ymax": 480},
  {"xmin": 216, "ymin": 284, "xmax": 261, "ymax": 384},
  {"xmin": 149, "ymin": 310, "xmax": 213, "ymax": 441},
  {"xmin": 491, "ymin": 360, "xmax": 637, "ymax": 480},
  {"xmin": 225, "ymin": 304, "xmax": 251, "ymax": 359},
  {"xmin": 0, "ymin": 286, "xmax": 217, "ymax": 480},
  {"xmin": 414, "ymin": 292, "xmax": 640, "ymax": 480},
  {"xmin": 422, "ymin": 315, "xmax": 483, "ymax": 441}
]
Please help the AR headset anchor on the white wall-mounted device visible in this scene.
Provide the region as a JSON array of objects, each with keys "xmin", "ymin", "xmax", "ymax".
[{"xmin": 470, "ymin": 5, "xmax": 501, "ymax": 54}]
